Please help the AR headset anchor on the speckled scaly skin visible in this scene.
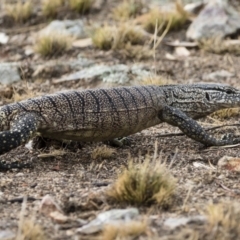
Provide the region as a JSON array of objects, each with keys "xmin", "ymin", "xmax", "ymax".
[{"xmin": 1, "ymin": 84, "xmax": 240, "ymax": 157}]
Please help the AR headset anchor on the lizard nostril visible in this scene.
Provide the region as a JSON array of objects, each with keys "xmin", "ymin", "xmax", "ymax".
[
  {"xmin": 205, "ymin": 92, "xmax": 210, "ymax": 101},
  {"xmin": 226, "ymin": 90, "xmax": 234, "ymax": 94}
]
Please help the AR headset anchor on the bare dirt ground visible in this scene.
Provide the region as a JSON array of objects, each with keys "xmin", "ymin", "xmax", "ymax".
[{"xmin": 1, "ymin": 0, "xmax": 240, "ymax": 239}]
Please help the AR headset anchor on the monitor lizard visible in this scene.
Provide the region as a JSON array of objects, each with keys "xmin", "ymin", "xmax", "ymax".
[{"xmin": 1, "ymin": 84, "xmax": 240, "ymax": 168}]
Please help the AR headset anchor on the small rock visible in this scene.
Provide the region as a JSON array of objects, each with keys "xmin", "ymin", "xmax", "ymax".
[
  {"xmin": 0, "ymin": 32, "xmax": 9, "ymax": 44},
  {"xmin": 50, "ymin": 211, "xmax": 68, "ymax": 223},
  {"xmin": 24, "ymin": 47, "xmax": 34, "ymax": 56},
  {"xmin": 165, "ymin": 53, "xmax": 177, "ymax": 60},
  {"xmin": 77, "ymin": 208, "xmax": 139, "ymax": 234},
  {"xmin": 15, "ymin": 173, "xmax": 24, "ymax": 177},
  {"xmin": 174, "ymin": 46, "xmax": 190, "ymax": 57},
  {"xmin": 0, "ymin": 62, "xmax": 21, "ymax": 85},
  {"xmin": 164, "ymin": 216, "xmax": 206, "ymax": 229},
  {"xmin": 39, "ymin": 195, "xmax": 63, "ymax": 216}
]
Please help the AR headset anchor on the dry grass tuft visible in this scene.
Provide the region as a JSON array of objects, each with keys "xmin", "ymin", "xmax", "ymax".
[
  {"xmin": 16, "ymin": 219, "xmax": 46, "ymax": 240},
  {"xmin": 202, "ymin": 202, "xmax": 240, "ymax": 240},
  {"xmin": 91, "ymin": 145, "xmax": 116, "ymax": 160},
  {"xmin": 34, "ymin": 32, "xmax": 73, "ymax": 58},
  {"xmin": 4, "ymin": 0, "xmax": 33, "ymax": 23},
  {"xmin": 69, "ymin": 0, "xmax": 93, "ymax": 13},
  {"xmin": 112, "ymin": 0, "xmax": 144, "ymax": 21},
  {"xmin": 115, "ymin": 42, "xmax": 152, "ymax": 60},
  {"xmin": 211, "ymin": 108, "xmax": 240, "ymax": 119},
  {"xmin": 16, "ymin": 196, "xmax": 46, "ymax": 240},
  {"xmin": 102, "ymin": 220, "xmax": 147, "ymax": 240},
  {"xmin": 91, "ymin": 25, "xmax": 116, "ymax": 50},
  {"xmin": 144, "ymin": 1, "xmax": 188, "ymax": 34},
  {"xmin": 41, "ymin": 0, "xmax": 64, "ymax": 18},
  {"xmin": 12, "ymin": 87, "xmax": 36, "ymax": 102},
  {"xmin": 107, "ymin": 151, "xmax": 176, "ymax": 206},
  {"xmin": 199, "ymin": 37, "xmax": 240, "ymax": 55},
  {"xmin": 141, "ymin": 75, "xmax": 173, "ymax": 85},
  {"xmin": 91, "ymin": 23, "xmax": 152, "ymax": 59}
]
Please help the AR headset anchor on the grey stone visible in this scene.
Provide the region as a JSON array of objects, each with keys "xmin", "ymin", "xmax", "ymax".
[
  {"xmin": 0, "ymin": 63, "xmax": 21, "ymax": 85},
  {"xmin": 187, "ymin": 0, "xmax": 240, "ymax": 40},
  {"xmin": 77, "ymin": 208, "xmax": 139, "ymax": 234},
  {"xmin": 38, "ymin": 20, "xmax": 87, "ymax": 38}
]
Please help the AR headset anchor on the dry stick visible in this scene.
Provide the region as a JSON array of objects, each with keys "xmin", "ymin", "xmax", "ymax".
[
  {"xmin": 182, "ymin": 186, "xmax": 193, "ymax": 212},
  {"xmin": 16, "ymin": 195, "xmax": 27, "ymax": 240},
  {"xmin": 155, "ymin": 124, "xmax": 240, "ymax": 138},
  {"xmin": 153, "ymin": 17, "xmax": 172, "ymax": 49}
]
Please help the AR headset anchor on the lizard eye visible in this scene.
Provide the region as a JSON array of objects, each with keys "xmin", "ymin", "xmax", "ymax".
[{"xmin": 205, "ymin": 92, "xmax": 210, "ymax": 101}]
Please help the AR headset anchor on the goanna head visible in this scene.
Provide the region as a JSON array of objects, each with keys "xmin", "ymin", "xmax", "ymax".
[
  {"xmin": 162, "ymin": 83, "xmax": 240, "ymax": 119},
  {"xmin": 194, "ymin": 84, "xmax": 240, "ymax": 108}
]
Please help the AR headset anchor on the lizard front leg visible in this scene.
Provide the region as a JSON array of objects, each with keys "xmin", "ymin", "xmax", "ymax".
[
  {"xmin": 0, "ymin": 113, "xmax": 39, "ymax": 169},
  {"xmin": 158, "ymin": 106, "xmax": 239, "ymax": 146}
]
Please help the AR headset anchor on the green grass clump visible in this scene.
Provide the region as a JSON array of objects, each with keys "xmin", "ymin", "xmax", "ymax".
[
  {"xmin": 4, "ymin": 0, "xmax": 32, "ymax": 23},
  {"xmin": 107, "ymin": 156, "xmax": 176, "ymax": 206},
  {"xmin": 69, "ymin": 0, "xmax": 94, "ymax": 13},
  {"xmin": 34, "ymin": 32, "xmax": 72, "ymax": 58}
]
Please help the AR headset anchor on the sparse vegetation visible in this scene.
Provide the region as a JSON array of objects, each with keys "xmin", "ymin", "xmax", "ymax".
[
  {"xmin": 102, "ymin": 220, "xmax": 147, "ymax": 240},
  {"xmin": 12, "ymin": 86, "xmax": 37, "ymax": 102},
  {"xmin": 91, "ymin": 25, "xmax": 116, "ymax": 50},
  {"xmin": 141, "ymin": 75, "xmax": 173, "ymax": 85},
  {"xmin": 91, "ymin": 23, "xmax": 151, "ymax": 59},
  {"xmin": 41, "ymin": 0, "xmax": 64, "ymax": 18},
  {"xmin": 199, "ymin": 37, "xmax": 240, "ymax": 55},
  {"xmin": 34, "ymin": 32, "xmax": 73, "ymax": 57},
  {"xmin": 91, "ymin": 145, "xmax": 116, "ymax": 160},
  {"xmin": 69, "ymin": 0, "xmax": 94, "ymax": 13},
  {"xmin": 16, "ymin": 197, "xmax": 46, "ymax": 240},
  {"xmin": 4, "ymin": 0, "xmax": 33, "ymax": 23},
  {"xmin": 107, "ymin": 154, "xmax": 176, "ymax": 206},
  {"xmin": 211, "ymin": 108, "xmax": 240, "ymax": 119},
  {"xmin": 113, "ymin": 0, "xmax": 144, "ymax": 21},
  {"xmin": 16, "ymin": 219, "xmax": 46, "ymax": 240},
  {"xmin": 143, "ymin": 1, "xmax": 188, "ymax": 34},
  {"xmin": 202, "ymin": 202, "xmax": 240, "ymax": 240}
]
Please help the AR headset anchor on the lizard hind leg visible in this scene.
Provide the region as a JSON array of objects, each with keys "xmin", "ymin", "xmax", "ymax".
[{"xmin": 0, "ymin": 113, "xmax": 39, "ymax": 154}]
